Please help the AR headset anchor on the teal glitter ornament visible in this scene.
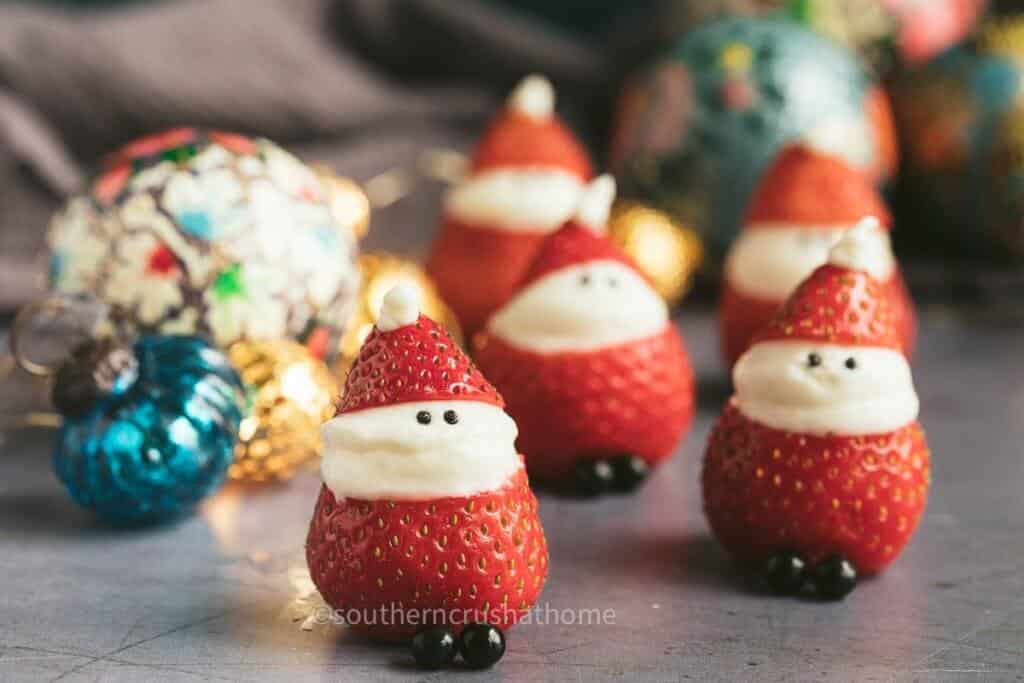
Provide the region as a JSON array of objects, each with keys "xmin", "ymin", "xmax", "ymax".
[
  {"xmin": 610, "ymin": 15, "xmax": 898, "ymax": 260},
  {"xmin": 52, "ymin": 335, "xmax": 245, "ymax": 524}
]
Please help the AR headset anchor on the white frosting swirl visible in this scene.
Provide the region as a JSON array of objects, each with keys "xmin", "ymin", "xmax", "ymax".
[
  {"xmin": 507, "ymin": 74, "xmax": 554, "ymax": 119},
  {"xmin": 734, "ymin": 341, "xmax": 919, "ymax": 436},
  {"xmin": 488, "ymin": 260, "xmax": 668, "ymax": 352},
  {"xmin": 828, "ymin": 217, "xmax": 891, "ymax": 279},
  {"xmin": 376, "ymin": 284, "xmax": 420, "ymax": 332},
  {"xmin": 321, "ymin": 401, "xmax": 522, "ymax": 500},
  {"xmin": 725, "ymin": 222, "xmax": 895, "ymax": 300},
  {"xmin": 443, "ymin": 168, "xmax": 584, "ymax": 233},
  {"xmin": 574, "ymin": 174, "xmax": 615, "ymax": 230}
]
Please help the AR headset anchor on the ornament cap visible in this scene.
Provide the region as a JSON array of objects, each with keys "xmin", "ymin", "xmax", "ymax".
[
  {"xmin": 377, "ymin": 284, "xmax": 421, "ymax": 332},
  {"xmin": 52, "ymin": 339, "xmax": 139, "ymax": 418},
  {"xmin": 507, "ymin": 74, "xmax": 555, "ymax": 119},
  {"xmin": 828, "ymin": 216, "xmax": 889, "ymax": 280},
  {"xmin": 574, "ymin": 174, "xmax": 616, "ymax": 232}
]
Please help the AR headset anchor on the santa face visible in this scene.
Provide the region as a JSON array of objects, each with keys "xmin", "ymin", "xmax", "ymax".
[
  {"xmin": 488, "ymin": 260, "xmax": 668, "ymax": 352},
  {"xmin": 726, "ymin": 225, "xmax": 895, "ymax": 300},
  {"xmin": 734, "ymin": 340, "xmax": 918, "ymax": 436},
  {"xmin": 320, "ymin": 401, "xmax": 521, "ymax": 501},
  {"xmin": 444, "ymin": 168, "xmax": 584, "ymax": 233}
]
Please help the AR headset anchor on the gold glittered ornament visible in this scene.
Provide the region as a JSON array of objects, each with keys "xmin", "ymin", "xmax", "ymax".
[
  {"xmin": 228, "ymin": 339, "xmax": 338, "ymax": 484},
  {"xmin": 312, "ymin": 165, "xmax": 372, "ymax": 241},
  {"xmin": 333, "ymin": 253, "xmax": 463, "ymax": 383},
  {"xmin": 607, "ymin": 200, "xmax": 705, "ymax": 307}
]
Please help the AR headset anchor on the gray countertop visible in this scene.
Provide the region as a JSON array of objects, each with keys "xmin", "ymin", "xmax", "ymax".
[{"xmin": 2, "ymin": 304, "xmax": 1024, "ymax": 682}]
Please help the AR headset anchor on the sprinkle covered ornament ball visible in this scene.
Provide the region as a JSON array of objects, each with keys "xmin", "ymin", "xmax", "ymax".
[
  {"xmin": 306, "ymin": 285, "xmax": 548, "ymax": 642},
  {"xmin": 473, "ymin": 176, "xmax": 695, "ymax": 495},
  {"xmin": 427, "ymin": 75, "xmax": 593, "ymax": 335},
  {"xmin": 47, "ymin": 128, "xmax": 360, "ymax": 355},
  {"xmin": 703, "ymin": 222, "xmax": 930, "ymax": 599}
]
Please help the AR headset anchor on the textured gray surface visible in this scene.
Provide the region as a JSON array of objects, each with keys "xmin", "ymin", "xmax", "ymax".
[{"xmin": 2, "ymin": 303, "xmax": 1024, "ymax": 682}]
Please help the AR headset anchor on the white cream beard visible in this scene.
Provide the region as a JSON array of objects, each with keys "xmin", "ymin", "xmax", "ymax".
[
  {"xmin": 734, "ymin": 341, "xmax": 919, "ymax": 436},
  {"xmin": 443, "ymin": 168, "xmax": 584, "ymax": 233},
  {"xmin": 725, "ymin": 224, "xmax": 895, "ymax": 300},
  {"xmin": 488, "ymin": 260, "xmax": 669, "ymax": 353},
  {"xmin": 321, "ymin": 401, "xmax": 522, "ymax": 501}
]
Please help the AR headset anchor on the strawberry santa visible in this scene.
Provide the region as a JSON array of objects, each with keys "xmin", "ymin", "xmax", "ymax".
[
  {"xmin": 703, "ymin": 220, "xmax": 931, "ymax": 600},
  {"xmin": 427, "ymin": 74, "xmax": 593, "ymax": 336},
  {"xmin": 306, "ymin": 284, "xmax": 548, "ymax": 651},
  {"xmin": 473, "ymin": 175, "xmax": 695, "ymax": 496},
  {"xmin": 719, "ymin": 145, "xmax": 916, "ymax": 367}
]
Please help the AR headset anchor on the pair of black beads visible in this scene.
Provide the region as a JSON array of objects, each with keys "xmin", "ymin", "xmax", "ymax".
[
  {"xmin": 762, "ymin": 551, "xmax": 858, "ymax": 601},
  {"xmin": 416, "ymin": 409, "xmax": 458, "ymax": 425},
  {"xmin": 572, "ymin": 455, "xmax": 649, "ymax": 497},
  {"xmin": 411, "ymin": 622, "xmax": 505, "ymax": 670}
]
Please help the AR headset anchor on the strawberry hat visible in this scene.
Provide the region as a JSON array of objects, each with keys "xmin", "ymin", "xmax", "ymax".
[
  {"xmin": 751, "ymin": 218, "xmax": 902, "ymax": 351},
  {"xmin": 746, "ymin": 145, "xmax": 892, "ymax": 229},
  {"xmin": 518, "ymin": 175, "xmax": 645, "ymax": 289},
  {"xmin": 337, "ymin": 285, "xmax": 504, "ymax": 413},
  {"xmin": 470, "ymin": 74, "xmax": 593, "ymax": 180}
]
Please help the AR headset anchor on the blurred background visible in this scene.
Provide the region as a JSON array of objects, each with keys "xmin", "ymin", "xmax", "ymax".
[{"xmin": 1, "ymin": 0, "xmax": 1022, "ymax": 314}]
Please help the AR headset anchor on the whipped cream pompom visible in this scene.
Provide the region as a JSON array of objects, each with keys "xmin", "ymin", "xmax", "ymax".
[
  {"xmin": 575, "ymin": 174, "xmax": 616, "ymax": 231},
  {"xmin": 828, "ymin": 217, "xmax": 891, "ymax": 280},
  {"xmin": 377, "ymin": 283, "xmax": 421, "ymax": 332},
  {"xmin": 507, "ymin": 74, "xmax": 555, "ymax": 119}
]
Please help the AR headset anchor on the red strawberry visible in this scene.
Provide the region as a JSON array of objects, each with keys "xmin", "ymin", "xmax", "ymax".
[
  {"xmin": 426, "ymin": 75, "xmax": 592, "ymax": 336},
  {"xmin": 718, "ymin": 282, "xmax": 783, "ymax": 369},
  {"xmin": 702, "ymin": 401, "xmax": 930, "ymax": 574},
  {"xmin": 719, "ymin": 144, "xmax": 916, "ymax": 366},
  {"xmin": 308, "ymin": 287, "xmax": 548, "ymax": 641},
  {"xmin": 306, "ymin": 467, "xmax": 548, "ymax": 642},
  {"xmin": 428, "ymin": 221, "xmax": 549, "ymax": 337},
  {"xmin": 705, "ymin": 224, "xmax": 930, "ymax": 581},
  {"xmin": 336, "ymin": 313, "xmax": 503, "ymax": 414},
  {"xmin": 474, "ymin": 325, "xmax": 694, "ymax": 484},
  {"xmin": 719, "ymin": 270, "xmax": 917, "ymax": 367},
  {"xmin": 754, "ymin": 263, "xmax": 899, "ymax": 349}
]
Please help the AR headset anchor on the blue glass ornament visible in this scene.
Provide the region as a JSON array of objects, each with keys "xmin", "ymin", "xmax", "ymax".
[{"xmin": 52, "ymin": 336, "xmax": 245, "ymax": 524}]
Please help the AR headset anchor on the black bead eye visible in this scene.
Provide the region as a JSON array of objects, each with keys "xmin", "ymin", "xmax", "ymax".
[
  {"xmin": 444, "ymin": 410, "xmax": 458, "ymax": 425},
  {"xmin": 579, "ymin": 274, "xmax": 591, "ymax": 286},
  {"xmin": 807, "ymin": 352, "xmax": 822, "ymax": 368},
  {"xmin": 845, "ymin": 357, "xmax": 857, "ymax": 370},
  {"xmin": 416, "ymin": 411, "xmax": 431, "ymax": 425}
]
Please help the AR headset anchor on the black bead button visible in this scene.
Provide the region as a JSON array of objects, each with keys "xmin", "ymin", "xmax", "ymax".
[
  {"xmin": 458, "ymin": 622, "xmax": 506, "ymax": 669},
  {"xmin": 410, "ymin": 625, "xmax": 457, "ymax": 670}
]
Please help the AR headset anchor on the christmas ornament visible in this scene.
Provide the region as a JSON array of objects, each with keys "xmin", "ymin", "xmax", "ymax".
[
  {"xmin": 719, "ymin": 146, "xmax": 916, "ymax": 366},
  {"xmin": 47, "ymin": 128, "xmax": 360, "ymax": 357},
  {"xmin": 785, "ymin": 0, "xmax": 985, "ymax": 73},
  {"xmin": 473, "ymin": 177, "xmax": 695, "ymax": 493},
  {"xmin": 313, "ymin": 166, "xmax": 372, "ymax": 241},
  {"xmin": 307, "ymin": 285, "xmax": 549, "ymax": 642},
  {"xmin": 227, "ymin": 340, "xmax": 337, "ymax": 484},
  {"xmin": 892, "ymin": 11, "xmax": 1024, "ymax": 260},
  {"xmin": 333, "ymin": 253, "xmax": 462, "ymax": 385},
  {"xmin": 607, "ymin": 200, "xmax": 705, "ymax": 307},
  {"xmin": 51, "ymin": 335, "xmax": 245, "ymax": 524},
  {"xmin": 428, "ymin": 74, "xmax": 594, "ymax": 335},
  {"xmin": 703, "ymin": 224, "xmax": 930, "ymax": 599},
  {"xmin": 610, "ymin": 15, "xmax": 897, "ymax": 258}
]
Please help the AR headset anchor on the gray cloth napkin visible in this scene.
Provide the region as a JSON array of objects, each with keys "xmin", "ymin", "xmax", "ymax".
[{"xmin": 0, "ymin": 0, "xmax": 629, "ymax": 309}]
